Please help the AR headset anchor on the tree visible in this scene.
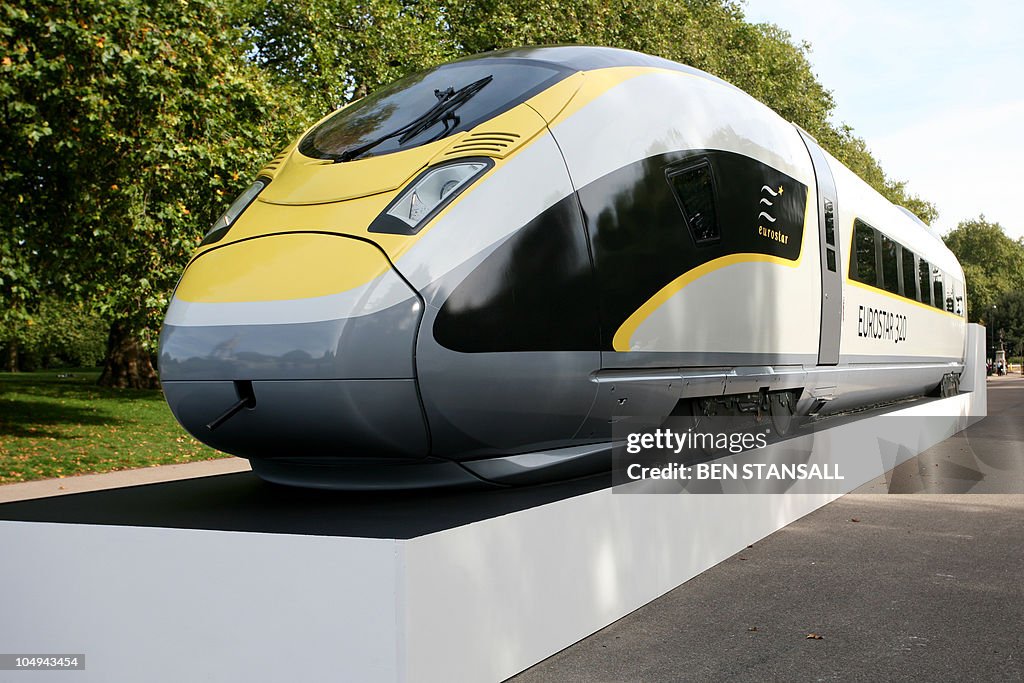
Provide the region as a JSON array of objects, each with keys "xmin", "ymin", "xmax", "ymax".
[
  {"xmin": 0, "ymin": 298, "xmax": 106, "ymax": 371},
  {"xmin": 991, "ymin": 288, "xmax": 1024, "ymax": 361},
  {"xmin": 243, "ymin": 0, "xmax": 457, "ymax": 113},
  {"xmin": 1, "ymin": 0, "xmax": 309, "ymax": 386},
  {"xmin": 943, "ymin": 216, "xmax": 1024, "ymax": 322}
]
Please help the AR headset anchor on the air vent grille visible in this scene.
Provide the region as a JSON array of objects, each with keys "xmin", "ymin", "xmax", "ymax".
[
  {"xmin": 444, "ymin": 131, "xmax": 522, "ymax": 158},
  {"xmin": 258, "ymin": 151, "xmax": 288, "ymax": 177}
]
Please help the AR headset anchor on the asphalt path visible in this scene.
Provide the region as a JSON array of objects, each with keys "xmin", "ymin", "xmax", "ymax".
[{"xmin": 511, "ymin": 377, "xmax": 1024, "ymax": 682}]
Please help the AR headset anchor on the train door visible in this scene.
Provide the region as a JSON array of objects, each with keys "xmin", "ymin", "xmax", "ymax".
[{"xmin": 797, "ymin": 129, "xmax": 842, "ymax": 365}]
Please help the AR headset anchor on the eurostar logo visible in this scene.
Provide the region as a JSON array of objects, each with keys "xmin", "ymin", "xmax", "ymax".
[
  {"xmin": 758, "ymin": 184, "xmax": 789, "ymax": 245},
  {"xmin": 759, "ymin": 184, "xmax": 783, "ymax": 222}
]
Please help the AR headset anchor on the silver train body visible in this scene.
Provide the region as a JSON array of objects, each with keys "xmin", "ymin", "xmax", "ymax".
[{"xmin": 158, "ymin": 47, "xmax": 967, "ymax": 488}]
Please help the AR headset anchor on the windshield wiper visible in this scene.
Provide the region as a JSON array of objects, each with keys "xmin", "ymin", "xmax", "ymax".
[
  {"xmin": 396, "ymin": 76, "xmax": 492, "ymax": 144},
  {"xmin": 337, "ymin": 75, "xmax": 493, "ymax": 162}
]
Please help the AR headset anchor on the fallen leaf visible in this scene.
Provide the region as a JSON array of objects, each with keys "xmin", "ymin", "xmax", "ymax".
[
  {"xmin": 806, "ymin": 633, "xmax": 824, "ymax": 640},
  {"xmin": 748, "ymin": 627, "xmax": 758, "ymax": 632},
  {"xmin": 851, "ymin": 518, "xmax": 860, "ymax": 523}
]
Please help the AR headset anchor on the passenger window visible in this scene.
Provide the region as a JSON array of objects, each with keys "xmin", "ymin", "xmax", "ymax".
[
  {"xmin": 918, "ymin": 259, "xmax": 932, "ymax": 306},
  {"xmin": 851, "ymin": 220, "xmax": 877, "ymax": 286},
  {"xmin": 667, "ymin": 160, "xmax": 719, "ymax": 244},
  {"xmin": 932, "ymin": 269, "xmax": 944, "ymax": 310},
  {"xmin": 880, "ymin": 234, "xmax": 899, "ymax": 294},
  {"xmin": 901, "ymin": 247, "xmax": 917, "ymax": 300}
]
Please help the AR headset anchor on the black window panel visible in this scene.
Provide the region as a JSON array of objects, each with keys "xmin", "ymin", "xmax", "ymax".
[
  {"xmin": 826, "ymin": 248, "xmax": 836, "ymax": 272},
  {"xmin": 901, "ymin": 247, "xmax": 917, "ymax": 301},
  {"xmin": 919, "ymin": 259, "xmax": 932, "ymax": 306},
  {"xmin": 433, "ymin": 195, "xmax": 601, "ymax": 351},
  {"xmin": 880, "ymin": 235, "xmax": 899, "ymax": 294},
  {"xmin": 667, "ymin": 161, "xmax": 719, "ymax": 244},
  {"xmin": 824, "ymin": 199, "xmax": 835, "ymax": 246},
  {"xmin": 852, "ymin": 220, "xmax": 877, "ymax": 286},
  {"xmin": 933, "ymin": 269, "xmax": 944, "ymax": 309}
]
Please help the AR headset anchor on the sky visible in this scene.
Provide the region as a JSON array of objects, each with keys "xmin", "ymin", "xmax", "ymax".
[{"xmin": 741, "ymin": 0, "xmax": 1024, "ymax": 240}]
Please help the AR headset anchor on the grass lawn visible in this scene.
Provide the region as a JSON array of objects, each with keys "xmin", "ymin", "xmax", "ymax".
[{"xmin": 0, "ymin": 369, "xmax": 225, "ymax": 484}]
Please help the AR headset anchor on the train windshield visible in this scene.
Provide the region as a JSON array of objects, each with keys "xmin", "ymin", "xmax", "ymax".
[{"xmin": 298, "ymin": 61, "xmax": 568, "ymax": 162}]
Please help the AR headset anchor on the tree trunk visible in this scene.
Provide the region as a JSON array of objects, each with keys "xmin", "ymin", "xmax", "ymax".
[
  {"xmin": 3, "ymin": 340, "xmax": 18, "ymax": 372},
  {"xmin": 97, "ymin": 320, "xmax": 159, "ymax": 389}
]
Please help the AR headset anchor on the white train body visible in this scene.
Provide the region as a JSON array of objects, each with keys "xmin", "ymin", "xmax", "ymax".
[{"xmin": 160, "ymin": 47, "xmax": 966, "ymax": 487}]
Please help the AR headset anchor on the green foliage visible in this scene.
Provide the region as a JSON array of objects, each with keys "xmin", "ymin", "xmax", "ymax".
[
  {"xmin": 243, "ymin": 0, "xmax": 457, "ymax": 112},
  {"xmin": 944, "ymin": 217, "xmax": 1024, "ymax": 322},
  {"xmin": 0, "ymin": 299, "xmax": 107, "ymax": 370},
  {"xmin": 0, "ymin": 0, "xmax": 309, "ymax": 354},
  {"xmin": 991, "ymin": 288, "xmax": 1024, "ymax": 356}
]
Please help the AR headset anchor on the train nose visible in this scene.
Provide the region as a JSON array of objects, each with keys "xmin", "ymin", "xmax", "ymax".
[{"xmin": 158, "ymin": 232, "xmax": 428, "ymax": 463}]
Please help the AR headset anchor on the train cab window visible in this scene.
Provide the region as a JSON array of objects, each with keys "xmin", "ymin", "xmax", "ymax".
[
  {"xmin": 932, "ymin": 269, "xmax": 944, "ymax": 310},
  {"xmin": 667, "ymin": 160, "xmax": 719, "ymax": 244},
  {"xmin": 918, "ymin": 258, "xmax": 932, "ymax": 306},
  {"xmin": 880, "ymin": 234, "xmax": 899, "ymax": 294},
  {"xmin": 298, "ymin": 61, "xmax": 569, "ymax": 162},
  {"xmin": 851, "ymin": 220, "xmax": 877, "ymax": 286},
  {"xmin": 901, "ymin": 247, "xmax": 917, "ymax": 300}
]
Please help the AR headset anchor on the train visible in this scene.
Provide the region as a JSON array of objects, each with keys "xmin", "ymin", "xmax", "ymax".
[{"xmin": 158, "ymin": 46, "xmax": 967, "ymax": 489}]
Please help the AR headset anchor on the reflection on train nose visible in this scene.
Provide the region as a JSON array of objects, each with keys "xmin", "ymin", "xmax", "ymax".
[
  {"xmin": 158, "ymin": 231, "xmax": 428, "ymax": 465},
  {"xmin": 162, "ymin": 377, "xmax": 430, "ymax": 461}
]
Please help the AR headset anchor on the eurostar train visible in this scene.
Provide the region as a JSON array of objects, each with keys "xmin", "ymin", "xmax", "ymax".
[{"xmin": 158, "ymin": 46, "xmax": 967, "ymax": 489}]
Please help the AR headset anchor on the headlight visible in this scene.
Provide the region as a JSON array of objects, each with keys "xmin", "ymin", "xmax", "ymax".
[
  {"xmin": 370, "ymin": 159, "xmax": 492, "ymax": 234},
  {"xmin": 201, "ymin": 178, "xmax": 269, "ymax": 246}
]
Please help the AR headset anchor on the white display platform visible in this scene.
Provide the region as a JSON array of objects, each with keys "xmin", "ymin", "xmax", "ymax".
[{"xmin": 0, "ymin": 327, "xmax": 987, "ymax": 683}]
